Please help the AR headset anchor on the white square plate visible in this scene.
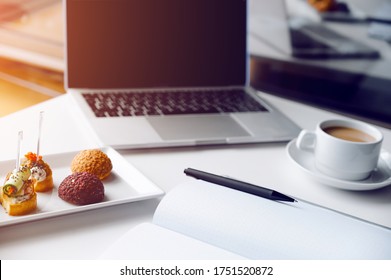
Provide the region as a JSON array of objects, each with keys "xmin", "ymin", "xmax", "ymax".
[{"xmin": 0, "ymin": 147, "xmax": 164, "ymax": 227}]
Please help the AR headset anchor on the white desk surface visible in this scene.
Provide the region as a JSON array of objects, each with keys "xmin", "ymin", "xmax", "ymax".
[{"xmin": 0, "ymin": 92, "xmax": 390, "ymax": 259}]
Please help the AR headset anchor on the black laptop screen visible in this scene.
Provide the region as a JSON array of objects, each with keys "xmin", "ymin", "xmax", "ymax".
[{"xmin": 66, "ymin": 0, "xmax": 247, "ymax": 89}]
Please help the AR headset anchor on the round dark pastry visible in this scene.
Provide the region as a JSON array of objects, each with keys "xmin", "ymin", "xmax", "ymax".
[{"xmin": 58, "ymin": 172, "xmax": 104, "ymax": 205}]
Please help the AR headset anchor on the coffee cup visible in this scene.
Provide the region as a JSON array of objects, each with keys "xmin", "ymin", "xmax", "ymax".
[{"xmin": 296, "ymin": 119, "xmax": 384, "ymax": 181}]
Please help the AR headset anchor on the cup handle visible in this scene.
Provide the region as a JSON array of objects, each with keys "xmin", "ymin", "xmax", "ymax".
[
  {"xmin": 296, "ymin": 130, "xmax": 316, "ymax": 151},
  {"xmin": 380, "ymin": 149, "xmax": 391, "ymax": 171}
]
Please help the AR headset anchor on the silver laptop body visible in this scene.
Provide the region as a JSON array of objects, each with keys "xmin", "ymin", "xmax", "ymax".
[{"xmin": 65, "ymin": 0, "xmax": 300, "ymax": 149}]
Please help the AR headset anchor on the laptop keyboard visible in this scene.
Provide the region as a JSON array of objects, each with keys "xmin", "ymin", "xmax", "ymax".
[{"xmin": 82, "ymin": 89, "xmax": 268, "ymax": 117}]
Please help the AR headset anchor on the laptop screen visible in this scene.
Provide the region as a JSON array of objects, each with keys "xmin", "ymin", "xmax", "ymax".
[{"xmin": 65, "ymin": 0, "xmax": 247, "ymax": 89}]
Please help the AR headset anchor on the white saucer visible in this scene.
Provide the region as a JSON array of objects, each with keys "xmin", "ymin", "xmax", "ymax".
[{"xmin": 286, "ymin": 139, "xmax": 391, "ymax": 191}]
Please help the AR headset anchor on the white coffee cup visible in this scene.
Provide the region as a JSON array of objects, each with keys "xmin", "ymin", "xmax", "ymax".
[{"xmin": 296, "ymin": 119, "xmax": 384, "ymax": 181}]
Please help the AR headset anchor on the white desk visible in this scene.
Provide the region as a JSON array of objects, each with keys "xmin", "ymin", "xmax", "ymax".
[{"xmin": 0, "ymin": 92, "xmax": 390, "ymax": 259}]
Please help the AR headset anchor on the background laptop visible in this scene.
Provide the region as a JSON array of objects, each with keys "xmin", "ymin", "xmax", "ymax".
[
  {"xmin": 249, "ymin": 0, "xmax": 380, "ymax": 59},
  {"xmin": 65, "ymin": 0, "xmax": 300, "ymax": 149}
]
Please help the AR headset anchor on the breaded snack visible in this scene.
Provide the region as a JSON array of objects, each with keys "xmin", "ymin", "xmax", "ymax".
[
  {"xmin": 22, "ymin": 152, "xmax": 54, "ymax": 192},
  {"xmin": 71, "ymin": 149, "xmax": 112, "ymax": 180},
  {"xmin": 58, "ymin": 172, "xmax": 104, "ymax": 205}
]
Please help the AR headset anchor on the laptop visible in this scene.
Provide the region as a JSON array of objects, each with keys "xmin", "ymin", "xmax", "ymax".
[
  {"xmin": 65, "ymin": 0, "xmax": 300, "ymax": 149},
  {"xmin": 249, "ymin": 0, "xmax": 380, "ymax": 59}
]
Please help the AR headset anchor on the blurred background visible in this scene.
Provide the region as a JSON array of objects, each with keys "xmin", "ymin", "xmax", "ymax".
[
  {"xmin": 0, "ymin": 0, "xmax": 390, "ymax": 127},
  {"xmin": 250, "ymin": 0, "xmax": 391, "ymax": 127},
  {"xmin": 0, "ymin": 0, "xmax": 63, "ymax": 116}
]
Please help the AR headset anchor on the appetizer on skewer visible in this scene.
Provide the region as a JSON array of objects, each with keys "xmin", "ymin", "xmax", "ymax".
[
  {"xmin": 1, "ymin": 131, "xmax": 37, "ymax": 216},
  {"xmin": 20, "ymin": 111, "xmax": 54, "ymax": 192},
  {"xmin": 1, "ymin": 166, "xmax": 37, "ymax": 216},
  {"xmin": 22, "ymin": 152, "xmax": 54, "ymax": 192}
]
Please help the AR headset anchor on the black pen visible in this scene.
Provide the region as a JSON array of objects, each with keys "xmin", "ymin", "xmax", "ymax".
[{"xmin": 184, "ymin": 168, "xmax": 296, "ymax": 203}]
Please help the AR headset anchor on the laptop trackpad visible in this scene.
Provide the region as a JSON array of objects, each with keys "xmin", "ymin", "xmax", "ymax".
[{"xmin": 147, "ymin": 115, "xmax": 250, "ymax": 140}]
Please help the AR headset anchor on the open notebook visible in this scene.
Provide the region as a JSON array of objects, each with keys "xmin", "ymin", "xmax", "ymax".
[{"xmin": 101, "ymin": 180, "xmax": 391, "ymax": 260}]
